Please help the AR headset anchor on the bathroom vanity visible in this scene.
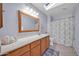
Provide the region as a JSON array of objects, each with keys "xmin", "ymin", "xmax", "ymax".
[{"xmin": 0, "ymin": 34, "xmax": 50, "ymax": 56}]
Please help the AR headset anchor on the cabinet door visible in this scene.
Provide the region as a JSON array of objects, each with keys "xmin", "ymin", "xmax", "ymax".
[
  {"xmin": 41, "ymin": 38, "xmax": 47, "ymax": 55},
  {"xmin": 46, "ymin": 36, "xmax": 50, "ymax": 49},
  {"xmin": 31, "ymin": 45, "xmax": 40, "ymax": 56},
  {"xmin": 22, "ymin": 51, "xmax": 30, "ymax": 56}
]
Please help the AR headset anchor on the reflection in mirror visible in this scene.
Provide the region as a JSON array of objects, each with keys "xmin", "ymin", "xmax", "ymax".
[{"xmin": 18, "ymin": 10, "xmax": 40, "ymax": 32}]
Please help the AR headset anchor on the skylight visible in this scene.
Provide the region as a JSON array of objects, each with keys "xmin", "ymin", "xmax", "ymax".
[{"xmin": 44, "ymin": 3, "xmax": 56, "ymax": 10}]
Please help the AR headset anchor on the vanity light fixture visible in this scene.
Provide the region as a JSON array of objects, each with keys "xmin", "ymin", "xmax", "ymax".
[{"xmin": 20, "ymin": 6, "xmax": 39, "ymax": 18}]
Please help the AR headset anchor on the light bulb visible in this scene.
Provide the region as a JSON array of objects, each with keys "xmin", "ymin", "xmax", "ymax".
[
  {"xmin": 30, "ymin": 8, "xmax": 33, "ymax": 13},
  {"xmin": 26, "ymin": 6, "xmax": 29, "ymax": 10},
  {"xmin": 21, "ymin": 6, "xmax": 39, "ymax": 18},
  {"xmin": 33, "ymin": 11, "xmax": 36, "ymax": 15},
  {"xmin": 36, "ymin": 13, "xmax": 39, "ymax": 15}
]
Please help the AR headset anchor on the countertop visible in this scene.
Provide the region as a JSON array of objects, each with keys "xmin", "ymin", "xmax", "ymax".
[{"xmin": 0, "ymin": 34, "xmax": 49, "ymax": 55}]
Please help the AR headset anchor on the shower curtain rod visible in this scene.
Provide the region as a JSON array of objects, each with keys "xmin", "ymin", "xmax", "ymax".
[{"xmin": 54, "ymin": 16, "xmax": 74, "ymax": 20}]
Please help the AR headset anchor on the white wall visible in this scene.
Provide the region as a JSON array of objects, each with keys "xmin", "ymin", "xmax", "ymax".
[
  {"xmin": 47, "ymin": 15, "xmax": 52, "ymax": 36},
  {"xmin": 0, "ymin": 3, "xmax": 47, "ymax": 38},
  {"xmin": 73, "ymin": 4, "xmax": 79, "ymax": 55}
]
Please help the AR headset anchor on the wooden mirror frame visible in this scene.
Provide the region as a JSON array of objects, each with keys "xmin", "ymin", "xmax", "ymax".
[
  {"xmin": 0, "ymin": 3, "xmax": 3, "ymax": 28},
  {"xmin": 18, "ymin": 10, "xmax": 40, "ymax": 32}
]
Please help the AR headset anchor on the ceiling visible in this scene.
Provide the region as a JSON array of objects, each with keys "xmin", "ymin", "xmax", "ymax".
[{"xmin": 32, "ymin": 3, "xmax": 78, "ymax": 18}]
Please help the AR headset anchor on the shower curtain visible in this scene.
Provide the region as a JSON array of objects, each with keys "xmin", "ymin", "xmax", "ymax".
[{"xmin": 51, "ymin": 17, "xmax": 74, "ymax": 46}]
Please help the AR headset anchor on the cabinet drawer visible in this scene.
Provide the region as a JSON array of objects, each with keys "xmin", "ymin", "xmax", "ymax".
[
  {"xmin": 31, "ymin": 45, "xmax": 40, "ymax": 56},
  {"xmin": 22, "ymin": 51, "xmax": 30, "ymax": 56},
  {"xmin": 7, "ymin": 44, "xmax": 30, "ymax": 56},
  {"xmin": 18, "ymin": 44, "xmax": 30, "ymax": 55},
  {"xmin": 31, "ymin": 40, "xmax": 40, "ymax": 49}
]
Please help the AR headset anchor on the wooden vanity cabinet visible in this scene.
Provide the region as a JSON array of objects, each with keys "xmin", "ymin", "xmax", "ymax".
[
  {"xmin": 22, "ymin": 51, "xmax": 30, "ymax": 56},
  {"xmin": 40, "ymin": 36, "xmax": 50, "ymax": 55},
  {"xmin": 31, "ymin": 40, "xmax": 40, "ymax": 49},
  {"xmin": 41, "ymin": 38, "xmax": 47, "ymax": 55},
  {"xmin": 31, "ymin": 40, "xmax": 41, "ymax": 56},
  {"xmin": 7, "ymin": 44, "xmax": 30, "ymax": 56},
  {"xmin": 31, "ymin": 45, "xmax": 40, "ymax": 56},
  {"xmin": 7, "ymin": 36, "xmax": 50, "ymax": 56},
  {"xmin": 46, "ymin": 36, "xmax": 50, "ymax": 49}
]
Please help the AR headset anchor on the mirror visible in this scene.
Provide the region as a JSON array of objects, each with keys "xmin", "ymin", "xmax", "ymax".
[{"xmin": 18, "ymin": 10, "xmax": 40, "ymax": 32}]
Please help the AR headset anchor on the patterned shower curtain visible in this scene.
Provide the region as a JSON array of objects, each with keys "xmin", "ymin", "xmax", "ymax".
[{"xmin": 51, "ymin": 17, "xmax": 74, "ymax": 46}]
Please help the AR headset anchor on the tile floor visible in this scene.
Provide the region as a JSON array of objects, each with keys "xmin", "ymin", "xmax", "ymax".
[{"xmin": 51, "ymin": 43, "xmax": 77, "ymax": 56}]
